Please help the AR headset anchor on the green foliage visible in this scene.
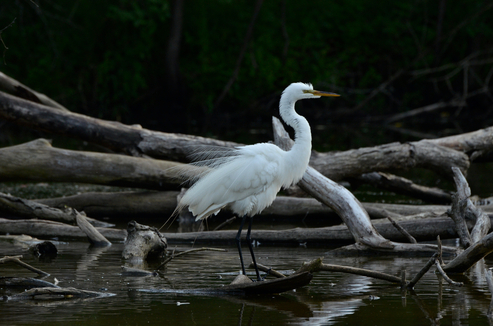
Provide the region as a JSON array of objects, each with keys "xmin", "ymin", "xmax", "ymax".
[{"xmin": 0, "ymin": 0, "xmax": 492, "ymax": 136}]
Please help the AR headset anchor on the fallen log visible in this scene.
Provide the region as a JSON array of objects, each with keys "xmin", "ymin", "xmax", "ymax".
[
  {"xmin": 0, "ymin": 91, "xmax": 472, "ymax": 183},
  {"xmin": 0, "ymin": 71, "xmax": 68, "ymax": 111},
  {"xmin": 0, "ymin": 218, "xmax": 126, "ymax": 241},
  {"xmin": 0, "ymin": 191, "xmax": 109, "ymax": 227},
  {"xmin": 309, "ymin": 139, "xmax": 469, "ymax": 181},
  {"xmin": 441, "ymin": 168, "xmax": 493, "ymax": 273},
  {"xmin": 0, "ymin": 255, "xmax": 50, "ymax": 276},
  {"xmin": 355, "ymin": 172, "xmax": 452, "ymax": 204},
  {"xmin": 162, "ymin": 217, "xmax": 474, "ymax": 247},
  {"xmin": 443, "ymin": 231, "xmax": 493, "ymax": 273},
  {"xmin": 36, "ymin": 190, "xmax": 180, "ymax": 218},
  {"xmin": 33, "ymin": 189, "xmax": 493, "ymax": 220},
  {"xmin": 272, "ymin": 117, "xmax": 456, "ymax": 254},
  {"xmin": 145, "ymin": 272, "xmax": 313, "ymax": 295},
  {"xmin": 0, "ymin": 138, "xmax": 193, "ymax": 190},
  {"xmin": 122, "ymin": 221, "xmax": 167, "ymax": 261},
  {"xmin": 76, "ymin": 213, "xmax": 111, "ymax": 247},
  {"xmin": 3, "ymin": 287, "xmax": 115, "ymax": 301},
  {"xmin": 0, "ymin": 216, "xmax": 474, "ymax": 246},
  {"xmin": 0, "ymin": 90, "xmax": 237, "ymax": 160},
  {"xmin": 0, "ymin": 277, "xmax": 59, "ymax": 289}
]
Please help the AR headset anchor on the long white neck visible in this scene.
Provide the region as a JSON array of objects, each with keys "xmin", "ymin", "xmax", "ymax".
[{"xmin": 279, "ymin": 94, "xmax": 312, "ymax": 182}]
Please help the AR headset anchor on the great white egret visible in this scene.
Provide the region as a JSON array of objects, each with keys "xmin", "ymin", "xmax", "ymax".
[{"xmin": 175, "ymin": 82, "xmax": 339, "ymax": 281}]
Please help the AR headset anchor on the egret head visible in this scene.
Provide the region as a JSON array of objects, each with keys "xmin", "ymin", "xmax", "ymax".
[{"xmin": 283, "ymin": 82, "xmax": 340, "ymax": 101}]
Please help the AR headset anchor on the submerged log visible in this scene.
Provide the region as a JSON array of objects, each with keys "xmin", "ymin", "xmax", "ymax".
[
  {"xmin": 0, "ymin": 277, "xmax": 59, "ymax": 289},
  {"xmin": 154, "ymin": 272, "xmax": 313, "ymax": 295},
  {"xmin": 3, "ymin": 287, "xmax": 115, "ymax": 301},
  {"xmin": 122, "ymin": 221, "xmax": 167, "ymax": 261},
  {"xmin": 0, "ymin": 255, "xmax": 50, "ymax": 276}
]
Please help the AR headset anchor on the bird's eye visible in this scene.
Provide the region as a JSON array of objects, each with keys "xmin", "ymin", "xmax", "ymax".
[{"xmin": 302, "ymin": 90, "xmax": 313, "ymax": 94}]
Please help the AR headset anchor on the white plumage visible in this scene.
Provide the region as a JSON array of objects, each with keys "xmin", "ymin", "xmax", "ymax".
[{"xmin": 174, "ymin": 82, "xmax": 339, "ymax": 280}]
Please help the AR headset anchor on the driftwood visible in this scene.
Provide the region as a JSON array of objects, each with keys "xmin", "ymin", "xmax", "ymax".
[
  {"xmin": 122, "ymin": 221, "xmax": 167, "ymax": 261},
  {"xmin": 151, "ymin": 272, "xmax": 313, "ymax": 295},
  {"xmin": 162, "ymin": 217, "xmax": 472, "ymax": 248},
  {"xmin": 157, "ymin": 247, "xmax": 227, "ymax": 269},
  {"xmin": 33, "ymin": 189, "xmax": 493, "ymax": 221},
  {"xmin": 0, "ymin": 218, "xmax": 127, "ymax": 241},
  {"xmin": 0, "ymin": 215, "xmax": 474, "ymax": 246},
  {"xmin": 0, "ymin": 191, "xmax": 77, "ymax": 224},
  {"xmin": 0, "ymin": 255, "xmax": 50, "ymax": 276},
  {"xmin": 0, "ymin": 277, "xmax": 59, "ymax": 289},
  {"xmin": 295, "ymin": 257, "xmax": 402, "ymax": 284},
  {"xmin": 0, "ymin": 139, "xmax": 189, "ymax": 190},
  {"xmin": 447, "ymin": 167, "xmax": 474, "ymax": 247},
  {"xmin": 76, "ymin": 213, "xmax": 111, "ymax": 247},
  {"xmin": 0, "ymin": 90, "xmax": 477, "ymax": 184},
  {"xmin": 0, "ymin": 71, "xmax": 68, "ymax": 111},
  {"xmin": 355, "ymin": 172, "xmax": 452, "ymax": 204},
  {"xmin": 386, "ymin": 216, "xmax": 417, "ymax": 243},
  {"xmin": 406, "ymin": 253, "xmax": 439, "ymax": 289},
  {"xmin": 0, "ymin": 90, "xmax": 238, "ymax": 160},
  {"xmin": 0, "ymin": 191, "xmax": 112, "ymax": 227},
  {"xmin": 121, "ymin": 266, "xmax": 158, "ymax": 277},
  {"xmin": 3, "ymin": 287, "xmax": 115, "ymax": 301},
  {"xmin": 272, "ymin": 117, "xmax": 456, "ymax": 254},
  {"xmin": 36, "ymin": 190, "xmax": 180, "ymax": 218},
  {"xmin": 440, "ymin": 168, "xmax": 493, "ymax": 273},
  {"xmin": 309, "ymin": 139, "xmax": 469, "ymax": 181},
  {"xmin": 443, "ymin": 231, "xmax": 493, "ymax": 273}
]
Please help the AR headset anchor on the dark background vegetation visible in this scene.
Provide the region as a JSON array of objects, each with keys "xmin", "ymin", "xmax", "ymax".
[{"xmin": 1, "ymin": 0, "xmax": 492, "ymax": 151}]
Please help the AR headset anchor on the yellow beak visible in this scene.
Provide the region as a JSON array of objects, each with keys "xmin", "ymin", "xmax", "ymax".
[{"xmin": 311, "ymin": 90, "xmax": 340, "ymax": 97}]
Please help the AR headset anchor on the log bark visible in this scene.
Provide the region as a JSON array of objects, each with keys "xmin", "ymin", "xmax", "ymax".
[
  {"xmin": 0, "ymin": 255, "xmax": 50, "ymax": 276},
  {"xmin": 443, "ymin": 231, "xmax": 493, "ymax": 273},
  {"xmin": 0, "ymin": 138, "xmax": 194, "ymax": 190},
  {"xmin": 0, "ymin": 90, "xmax": 472, "ymax": 183},
  {"xmin": 0, "ymin": 218, "xmax": 126, "ymax": 241},
  {"xmin": 34, "ymin": 189, "xmax": 493, "ymax": 220},
  {"xmin": 0, "ymin": 90, "xmax": 237, "ymax": 160},
  {"xmin": 76, "ymin": 213, "xmax": 111, "ymax": 247},
  {"xmin": 36, "ymin": 191, "xmax": 180, "ymax": 218},
  {"xmin": 0, "ymin": 191, "xmax": 77, "ymax": 224},
  {"xmin": 162, "ymin": 217, "xmax": 474, "ymax": 246},
  {"xmin": 310, "ymin": 140, "xmax": 469, "ymax": 181},
  {"xmin": 4, "ymin": 287, "xmax": 114, "ymax": 301},
  {"xmin": 0, "ymin": 71, "xmax": 68, "ymax": 111},
  {"xmin": 122, "ymin": 221, "xmax": 167, "ymax": 261},
  {"xmin": 355, "ymin": 172, "xmax": 452, "ymax": 204}
]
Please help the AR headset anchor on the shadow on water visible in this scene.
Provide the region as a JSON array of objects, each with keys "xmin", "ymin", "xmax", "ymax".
[{"xmin": 1, "ymin": 240, "xmax": 493, "ymax": 325}]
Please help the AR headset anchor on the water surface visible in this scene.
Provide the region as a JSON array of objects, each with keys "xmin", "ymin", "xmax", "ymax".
[{"xmin": 1, "ymin": 238, "xmax": 492, "ymax": 326}]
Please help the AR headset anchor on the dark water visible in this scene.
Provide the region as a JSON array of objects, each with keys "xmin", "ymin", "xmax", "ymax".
[{"xmin": 1, "ymin": 238, "xmax": 492, "ymax": 326}]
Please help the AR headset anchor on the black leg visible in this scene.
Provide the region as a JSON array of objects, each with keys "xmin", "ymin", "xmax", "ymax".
[
  {"xmin": 246, "ymin": 216, "xmax": 262, "ymax": 281},
  {"xmin": 236, "ymin": 215, "xmax": 247, "ymax": 276}
]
